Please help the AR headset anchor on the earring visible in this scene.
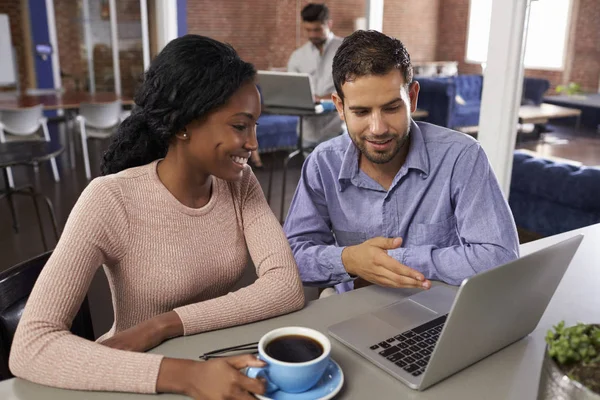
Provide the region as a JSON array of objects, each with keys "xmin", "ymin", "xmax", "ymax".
[{"xmin": 182, "ymin": 133, "xmax": 188, "ymax": 138}]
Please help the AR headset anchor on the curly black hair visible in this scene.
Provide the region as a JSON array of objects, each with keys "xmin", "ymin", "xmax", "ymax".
[
  {"xmin": 101, "ymin": 34, "xmax": 256, "ymax": 175},
  {"xmin": 332, "ymin": 30, "xmax": 413, "ymax": 102}
]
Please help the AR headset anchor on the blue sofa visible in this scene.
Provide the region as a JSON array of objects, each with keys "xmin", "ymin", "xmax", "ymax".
[
  {"xmin": 417, "ymin": 75, "xmax": 550, "ymax": 129},
  {"xmin": 509, "ymin": 150, "xmax": 600, "ymax": 237},
  {"xmin": 256, "ymin": 114, "xmax": 298, "ymax": 153}
]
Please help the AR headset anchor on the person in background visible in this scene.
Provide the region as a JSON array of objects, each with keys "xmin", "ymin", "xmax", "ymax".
[
  {"xmin": 284, "ymin": 30, "xmax": 519, "ymax": 295},
  {"xmin": 287, "ymin": 3, "xmax": 345, "ymax": 147},
  {"xmin": 10, "ymin": 34, "xmax": 305, "ymax": 400}
]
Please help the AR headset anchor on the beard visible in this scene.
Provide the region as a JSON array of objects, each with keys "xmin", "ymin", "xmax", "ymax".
[
  {"xmin": 347, "ymin": 122, "xmax": 411, "ymax": 165},
  {"xmin": 310, "ymin": 37, "xmax": 327, "ymax": 47}
]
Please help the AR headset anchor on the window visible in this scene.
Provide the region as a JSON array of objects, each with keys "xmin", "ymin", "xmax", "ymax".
[{"xmin": 466, "ymin": 0, "xmax": 572, "ymax": 70}]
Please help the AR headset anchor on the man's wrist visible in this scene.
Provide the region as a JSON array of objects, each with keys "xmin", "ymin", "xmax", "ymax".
[{"xmin": 341, "ymin": 246, "xmax": 356, "ymax": 277}]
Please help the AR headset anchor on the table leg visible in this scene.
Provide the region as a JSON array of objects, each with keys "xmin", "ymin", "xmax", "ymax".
[
  {"xmin": 67, "ymin": 111, "xmax": 77, "ymax": 169},
  {"xmin": 1, "ymin": 168, "xmax": 60, "ymax": 249},
  {"xmin": 37, "ymin": 191, "xmax": 60, "ymax": 241},
  {"xmin": 2, "ymin": 167, "xmax": 19, "ymax": 233},
  {"xmin": 280, "ymin": 117, "xmax": 304, "ymax": 223},
  {"xmin": 266, "ymin": 153, "xmax": 275, "ymax": 206}
]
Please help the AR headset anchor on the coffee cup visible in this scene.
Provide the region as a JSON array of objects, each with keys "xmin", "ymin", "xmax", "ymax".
[{"xmin": 246, "ymin": 326, "xmax": 331, "ymax": 393}]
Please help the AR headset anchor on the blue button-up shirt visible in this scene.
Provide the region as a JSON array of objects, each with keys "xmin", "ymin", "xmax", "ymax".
[{"xmin": 283, "ymin": 121, "xmax": 519, "ymax": 292}]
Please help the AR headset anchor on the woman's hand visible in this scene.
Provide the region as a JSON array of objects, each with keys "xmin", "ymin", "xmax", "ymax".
[
  {"xmin": 102, "ymin": 311, "xmax": 184, "ymax": 352},
  {"xmin": 157, "ymin": 355, "xmax": 266, "ymax": 400}
]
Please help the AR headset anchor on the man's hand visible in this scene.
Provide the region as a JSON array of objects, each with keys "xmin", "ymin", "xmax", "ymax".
[
  {"xmin": 102, "ymin": 311, "xmax": 183, "ymax": 352},
  {"xmin": 342, "ymin": 237, "xmax": 431, "ymax": 289}
]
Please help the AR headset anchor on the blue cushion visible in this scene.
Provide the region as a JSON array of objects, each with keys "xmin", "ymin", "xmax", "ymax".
[
  {"xmin": 509, "ymin": 151, "xmax": 600, "ymax": 236},
  {"xmin": 256, "ymin": 115, "xmax": 298, "ymax": 152},
  {"xmin": 415, "ymin": 77, "xmax": 455, "ymax": 127},
  {"xmin": 450, "ymin": 104, "xmax": 481, "ymax": 127},
  {"xmin": 455, "ymin": 75, "xmax": 483, "ymax": 102}
]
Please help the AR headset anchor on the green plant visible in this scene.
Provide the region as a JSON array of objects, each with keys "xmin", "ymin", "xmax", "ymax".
[
  {"xmin": 547, "ymin": 322, "xmax": 600, "ymax": 364},
  {"xmin": 556, "ymin": 82, "xmax": 583, "ymax": 96},
  {"xmin": 546, "ymin": 321, "xmax": 600, "ymax": 394}
]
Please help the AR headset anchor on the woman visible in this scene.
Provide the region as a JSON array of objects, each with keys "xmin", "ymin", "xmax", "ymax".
[{"xmin": 9, "ymin": 35, "xmax": 305, "ymax": 399}]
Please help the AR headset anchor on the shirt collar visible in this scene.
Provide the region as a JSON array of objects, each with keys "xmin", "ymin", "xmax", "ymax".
[
  {"xmin": 403, "ymin": 120, "xmax": 430, "ymax": 177},
  {"xmin": 337, "ymin": 120, "xmax": 430, "ymax": 190}
]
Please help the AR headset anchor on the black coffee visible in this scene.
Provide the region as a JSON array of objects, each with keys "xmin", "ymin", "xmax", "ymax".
[{"xmin": 265, "ymin": 335, "xmax": 324, "ymax": 363}]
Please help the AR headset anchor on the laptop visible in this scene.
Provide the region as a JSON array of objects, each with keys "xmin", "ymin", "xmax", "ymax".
[
  {"xmin": 257, "ymin": 71, "xmax": 324, "ymax": 113},
  {"xmin": 328, "ymin": 234, "xmax": 584, "ymax": 390}
]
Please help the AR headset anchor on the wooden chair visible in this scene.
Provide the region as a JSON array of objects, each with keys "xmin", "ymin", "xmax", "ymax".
[{"xmin": 0, "ymin": 251, "xmax": 94, "ymax": 381}]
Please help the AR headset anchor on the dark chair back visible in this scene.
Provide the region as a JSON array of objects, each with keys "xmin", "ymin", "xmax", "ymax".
[{"xmin": 0, "ymin": 251, "xmax": 94, "ymax": 381}]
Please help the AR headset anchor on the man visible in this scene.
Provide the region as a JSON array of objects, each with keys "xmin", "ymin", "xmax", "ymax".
[
  {"xmin": 284, "ymin": 30, "xmax": 519, "ymax": 293},
  {"xmin": 287, "ymin": 3, "xmax": 344, "ymax": 147}
]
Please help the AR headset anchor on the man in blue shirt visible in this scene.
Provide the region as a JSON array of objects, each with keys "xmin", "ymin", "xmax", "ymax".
[{"xmin": 283, "ymin": 30, "xmax": 520, "ymax": 293}]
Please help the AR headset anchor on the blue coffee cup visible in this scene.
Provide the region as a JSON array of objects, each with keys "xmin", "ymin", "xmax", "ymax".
[{"xmin": 246, "ymin": 326, "xmax": 331, "ymax": 393}]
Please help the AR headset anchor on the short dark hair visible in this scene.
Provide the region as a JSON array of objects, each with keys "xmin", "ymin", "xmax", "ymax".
[
  {"xmin": 301, "ymin": 3, "xmax": 330, "ymax": 23},
  {"xmin": 101, "ymin": 35, "xmax": 256, "ymax": 175},
  {"xmin": 332, "ymin": 30, "xmax": 413, "ymax": 101}
]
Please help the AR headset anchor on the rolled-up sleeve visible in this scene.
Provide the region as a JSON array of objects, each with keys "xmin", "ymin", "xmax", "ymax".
[{"xmin": 284, "ymin": 154, "xmax": 352, "ymax": 286}]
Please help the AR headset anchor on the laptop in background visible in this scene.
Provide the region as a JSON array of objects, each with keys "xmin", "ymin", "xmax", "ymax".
[
  {"xmin": 257, "ymin": 71, "xmax": 324, "ymax": 113},
  {"xmin": 328, "ymin": 234, "xmax": 583, "ymax": 390}
]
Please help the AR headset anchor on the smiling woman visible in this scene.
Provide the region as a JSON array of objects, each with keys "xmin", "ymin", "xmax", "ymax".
[{"xmin": 8, "ymin": 34, "xmax": 305, "ymax": 400}]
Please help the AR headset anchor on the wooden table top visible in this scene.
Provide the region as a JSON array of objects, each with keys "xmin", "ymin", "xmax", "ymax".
[
  {"xmin": 518, "ymin": 103, "xmax": 581, "ymax": 122},
  {"xmin": 0, "ymin": 92, "xmax": 134, "ymax": 111}
]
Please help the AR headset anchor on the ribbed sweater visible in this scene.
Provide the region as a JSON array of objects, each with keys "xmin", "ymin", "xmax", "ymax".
[{"xmin": 9, "ymin": 160, "xmax": 305, "ymax": 393}]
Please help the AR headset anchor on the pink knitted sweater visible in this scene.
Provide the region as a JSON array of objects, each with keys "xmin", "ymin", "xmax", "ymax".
[{"xmin": 9, "ymin": 161, "xmax": 304, "ymax": 393}]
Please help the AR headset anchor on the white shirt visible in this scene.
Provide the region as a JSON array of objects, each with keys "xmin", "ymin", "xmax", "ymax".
[{"xmin": 288, "ymin": 33, "xmax": 344, "ymax": 145}]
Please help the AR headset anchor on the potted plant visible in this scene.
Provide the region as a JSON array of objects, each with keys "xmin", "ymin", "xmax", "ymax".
[
  {"xmin": 538, "ymin": 321, "xmax": 600, "ymax": 399},
  {"xmin": 556, "ymin": 82, "xmax": 583, "ymax": 96}
]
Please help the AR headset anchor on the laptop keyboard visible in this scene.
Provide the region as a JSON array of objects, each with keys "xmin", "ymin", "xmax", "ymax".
[{"xmin": 369, "ymin": 314, "xmax": 448, "ymax": 377}]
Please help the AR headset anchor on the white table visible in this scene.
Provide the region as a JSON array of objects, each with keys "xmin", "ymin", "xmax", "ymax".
[{"xmin": 1, "ymin": 223, "xmax": 599, "ymax": 399}]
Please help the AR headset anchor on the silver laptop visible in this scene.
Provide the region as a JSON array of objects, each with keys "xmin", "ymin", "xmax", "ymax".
[
  {"xmin": 257, "ymin": 71, "xmax": 324, "ymax": 113},
  {"xmin": 329, "ymin": 234, "xmax": 584, "ymax": 390}
]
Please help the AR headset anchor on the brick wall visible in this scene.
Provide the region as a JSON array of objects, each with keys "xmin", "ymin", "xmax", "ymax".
[
  {"xmin": 436, "ymin": 0, "xmax": 482, "ymax": 75},
  {"xmin": 0, "ymin": 0, "xmax": 30, "ymax": 90},
  {"xmin": 187, "ymin": 0, "xmax": 365, "ymax": 70},
  {"xmin": 382, "ymin": 0, "xmax": 440, "ymax": 62},
  {"xmin": 436, "ymin": 0, "xmax": 600, "ymax": 93},
  {"xmin": 5, "ymin": 1, "xmax": 597, "ymax": 94},
  {"xmin": 570, "ymin": 0, "xmax": 600, "ymax": 92}
]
